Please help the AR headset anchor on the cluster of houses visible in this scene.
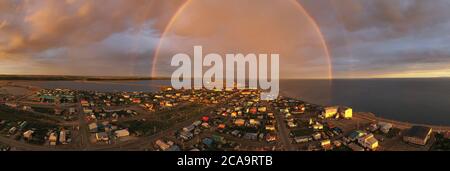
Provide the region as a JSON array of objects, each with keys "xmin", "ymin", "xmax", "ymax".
[
  {"xmin": 177, "ymin": 119, "xmax": 210, "ymax": 141},
  {"xmin": 0, "ymin": 119, "xmax": 71, "ymax": 146},
  {"xmin": 154, "ymin": 139, "xmax": 181, "ymax": 151},
  {"xmin": 88, "ymin": 121, "xmax": 130, "ymax": 144},
  {"xmin": 321, "ymin": 106, "xmax": 353, "ymax": 119},
  {"xmin": 210, "ymin": 90, "xmax": 278, "ymax": 143},
  {"xmin": 36, "ymin": 89, "xmax": 76, "ymax": 103}
]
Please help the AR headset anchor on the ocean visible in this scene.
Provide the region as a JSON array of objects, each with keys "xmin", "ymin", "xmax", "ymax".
[{"xmin": 21, "ymin": 78, "xmax": 450, "ymax": 126}]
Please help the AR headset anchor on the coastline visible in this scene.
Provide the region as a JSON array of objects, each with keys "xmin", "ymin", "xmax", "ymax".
[
  {"xmin": 355, "ymin": 112, "xmax": 450, "ymax": 132},
  {"xmin": 2, "ymin": 80, "xmax": 450, "ymax": 131}
]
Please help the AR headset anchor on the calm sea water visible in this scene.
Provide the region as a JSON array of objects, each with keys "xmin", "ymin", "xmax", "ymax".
[{"xmin": 23, "ymin": 78, "xmax": 450, "ymax": 126}]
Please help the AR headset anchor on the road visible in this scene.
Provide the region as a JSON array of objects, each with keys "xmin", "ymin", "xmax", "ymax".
[{"xmin": 274, "ymin": 109, "xmax": 295, "ymax": 151}]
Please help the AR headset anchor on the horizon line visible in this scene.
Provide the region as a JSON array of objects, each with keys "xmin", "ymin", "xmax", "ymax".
[{"xmin": 1, "ymin": 74, "xmax": 450, "ymax": 80}]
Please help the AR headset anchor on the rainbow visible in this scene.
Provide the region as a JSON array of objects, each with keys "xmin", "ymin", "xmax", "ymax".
[{"xmin": 151, "ymin": 0, "xmax": 333, "ymax": 79}]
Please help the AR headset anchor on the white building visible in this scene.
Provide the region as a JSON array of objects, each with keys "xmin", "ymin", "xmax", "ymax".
[{"xmin": 115, "ymin": 129, "xmax": 130, "ymax": 138}]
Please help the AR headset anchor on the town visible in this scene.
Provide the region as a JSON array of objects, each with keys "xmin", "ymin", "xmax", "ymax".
[{"xmin": 0, "ymin": 81, "xmax": 449, "ymax": 151}]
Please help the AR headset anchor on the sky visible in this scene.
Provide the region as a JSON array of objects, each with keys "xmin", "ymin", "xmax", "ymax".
[{"xmin": 1, "ymin": 0, "xmax": 450, "ymax": 78}]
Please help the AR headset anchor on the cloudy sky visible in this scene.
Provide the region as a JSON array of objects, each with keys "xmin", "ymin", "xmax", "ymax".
[{"xmin": 1, "ymin": 0, "xmax": 450, "ymax": 78}]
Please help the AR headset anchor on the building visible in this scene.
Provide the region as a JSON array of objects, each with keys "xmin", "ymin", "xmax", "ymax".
[
  {"xmin": 349, "ymin": 130, "xmax": 367, "ymax": 141},
  {"xmin": 23, "ymin": 130, "xmax": 34, "ymax": 140},
  {"xmin": 321, "ymin": 139, "xmax": 332, "ymax": 150},
  {"xmin": 322, "ymin": 106, "xmax": 338, "ymax": 118},
  {"xmin": 183, "ymin": 125, "xmax": 195, "ymax": 132},
  {"xmin": 339, "ymin": 107, "xmax": 352, "ymax": 119},
  {"xmin": 115, "ymin": 129, "xmax": 130, "ymax": 138},
  {"xmin": 348, "ymin": 143, "xmax": 365, "ymax": 151},
  {"xmin": 403, "ymin": 126, "xmax": 432, "ymax": 146},
  {"xmin": 83, "ymin": 108, "xmax": 93, "ymax": 114},
  {"xmin": 313, "ymin": 123, "xmax": 324, "ymax": 130},
  {"xmin": 294, "ymin": 136, "xmax": 310, "ymax": 144},
  {"xmin": 59, "ymin": 130, "xmax": 66, "ymax": 144},
  {"xmin": 378, "ymin": 122, "xmax": 393, "ymax": 134},
  {"xmin": 243, "ymin": 133, "xmax": 258, "ymax": 140},
  {"xmin": 49, "ymin": 133, "xmax": 57, "ymax": 146},
  {"xmin": 203, "ymin": 138, "xmax": 214, "ymax": 147},
  {"xmin": 234, "ymin": 119, "xmax": 246, "ymax": 126},
  {"xmin": 155, "ymin": 140, "xmax": 170, "ymax": 151},
  {"xmin": 312, "ymin": 132, "xmax": 322, "ymax": 140},
  {"xmin": 179, "ymin": 131, "xmax": 193, "ymax": 141},
  {"xmin": 96, "ymin": 132, "xmax": 109, "ymax": 141},
  {"xmin": 69, "ymin": 107, "xmax": 76, "ymax": 115},
  {"xmin": 265, "ymin": 124, "xmax": 276, "ymax": 131},
  {"xmin": 88, "ymin": 123, "xmax": 98, "ymax": 133},
  {"xmin": 358, "ymin": 134, "xmax": 379, "ymax": 150}
]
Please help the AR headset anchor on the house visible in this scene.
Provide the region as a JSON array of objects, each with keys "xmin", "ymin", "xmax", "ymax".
[
  {"xmin": 287, "ymin": 121, "xmax": 297, "ymax": 128},
  {"xmin": 265, "ymin": 124, "xmax": 276, "ymax": 131},
  {"xmin": 167, "ymin": 145, "xmax": 181, "ymax": 151},
  {"xmin": 265, "ymin": 134, "xmax": 277, "ymax": 142},
  {"xmin": 322, "ymin": 106, "xmax": 338, "ymax": 118},
  {"xmin": 217, "ymin": 124, "xmax": 226, "ymax": 129},
  {"xmin": 23, "ymin": 130, "xmax": 34, "ymax": 140},
  {"xmin": 183, "ymin": 125, "xmax": 195, "ymax": 132},
  {"xmin": 155, "ymin": 140, "xmax": 170, "ymax": 151},
  {"xmin": 59, "ymin": 130, "xmax": 67, "ymax": 144},
  {"xmin": 49, "ymin": 133, "xmax": 57, "ymax": 145},
  {"xmin": 234, "ymin": 119, "xmax": 246, "ymax": 126},
  {"xmin": 8, "ymin": 127, "xmax": 17, "ymax": 134},
  {"xmin": 339, "ymin": 107, "xmax": 352, "ymax": 119},
  {"xmin": 321, "ymin": 139, "xmax": 332, "ymax": 150},
  {"xmin": 192, "ymin": 120, "xmax": 202, "ymax": 127},
  {"xmin": 115, "ymin": 129, "xmax": 130, "ymax": 138},
  {"xmin": 131, "ymin": 98, "xmax": 141, "ymax": 104},
  {"xmin": 368, "ymin": 123, "xmax": 379, "ymax": 132},
  {"xmin": 312, "ymin": 132, "xmax": 322, "ymax": 140},
  {"xmin": 88, "ymin": 123, "xmax": 98, "ymax": 133},
  {"xmin": 95, "ymin": 132, "xmax": 109, "ymax": 141},
  {"xmin": 258, "ymin": 107, "xmax": 267, "ymax": 112},
  {"xmin": 358, "ymin": 134, "xmax": 379, "ymax": 150},
  {"xmin": 69, "ymin": 108, "xmax": 76, "ymax": 115},
  {"xmin": 22, "ymin": 105, "xmax": 32, "ymax": 111},
  {"xmin": 201, "ymin": 122, "xmax": 210, "ymax": 128},
  {"xmin": 231, "ymin": 130, "xmax": 241, "ymax": 137},
  {"xmin": 179, "ymin": 131, "xmax": 193, "ymax": 141},
  {"xmin": 212, "ymin": 135, "xmax": 225, "ymax": 144},
  {"xmin": 378, "ymin": 122, "xmax": 393, "ymax": 134},
  {"xmin": 202, "ymin": 116, "xmax": 209, "ymax": 122},
  {"xmin": 243, "ymin": 133, "xmax": 258, "ymax": 140},
  {"xmin": 294, "ymin": 136, "xmax": 310, "ymax": 144},
  {"xmin": 249, "ymin": 119, "xmax": 260, "ymax": 126},
  {"xmin": 202, "ymin": 138, "xmax": 214, "ymax": 147},
  {"xmin": 313, "ymin": 123, "xmax": 324, "ymax": 130},
  {"xmin": 403, "ymin": 126, "xmax": 432, "ymax": 146},
  {"xmin": 348, "ymin": 130, "xmax": 367, "ymax": 141},
  {"xmin": 348, "ymin": 143, "xmax": 365, "ymax": 151},
  {"xmin": 333, "ymin": 140, "xmax": 342, "ymax": 147},
  {"xmin": 80, "ymin": 100, "xmax": 89, "ymax": 107},
  {"xmin": 249, "ymin": 107, "xmax": 257, "ymax": 114},
  {"xmin": 5, "ymin": 102, "xmax": 17, "ymax": 108},
  {"xmin": 83, "ymin": 108, "xmax": 93, "ymax": 114},
  {"xmin": 54, "ymin": 108, "xmax": 62, "ymax": 115}
]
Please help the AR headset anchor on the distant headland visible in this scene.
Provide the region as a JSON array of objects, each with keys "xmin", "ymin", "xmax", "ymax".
[{"xmin": 0, "ymin": 75, "xmax": 171, "ymax": 81}]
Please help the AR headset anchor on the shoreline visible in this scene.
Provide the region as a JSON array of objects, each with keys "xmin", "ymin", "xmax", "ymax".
[
  {"xmin": 1, "ymin": 80, "xmax": 450, "ymax": 131},
  {"xmin": 354, "ymin": 112, "xmax": 450, "ymax": 132}
]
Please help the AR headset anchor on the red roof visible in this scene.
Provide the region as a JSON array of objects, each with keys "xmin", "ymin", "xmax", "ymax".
[{"xmin": 202, "ymin": 116, "xmax": 209, "ymax": 122}]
